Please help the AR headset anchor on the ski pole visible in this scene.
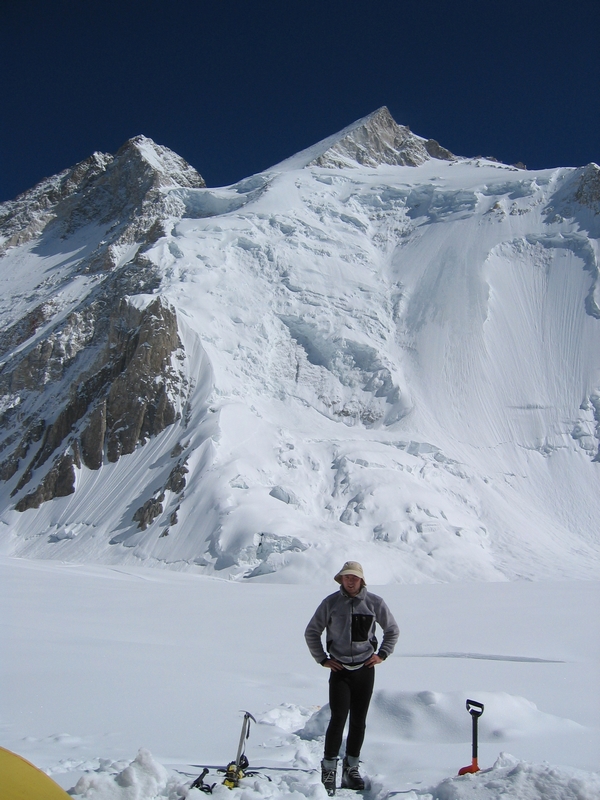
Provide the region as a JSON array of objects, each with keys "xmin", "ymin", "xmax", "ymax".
[{"xmin": 458, "ymin": 699, "xmax": 484, "ymax": 775}]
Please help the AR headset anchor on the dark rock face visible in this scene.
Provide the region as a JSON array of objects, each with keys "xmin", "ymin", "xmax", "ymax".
[
  {"xmin": 424, "ymin": 139, "xmax": 454, "ymax": 161},
  {"xmin": 133, "ymin": 494, "xmax": 165, "ymax": 531},
  {"xmin": 574, "ymin": 163, "xmax": 600, "ymax": 211},
  {"xmin": 131, "ymin": 459, "xmax": 188, "ymax": 532},
  {"xmin": 104, "ymin": 298, "xmax": 181, "ymax": 462},
  {"xmin": 3, "ymin": 296, "xmax": 184, "ymax": 506},
  {"xmin": 80, "ymin": 401, "xmax": 107, "ymax": 471},
  {"xmin": 14, "ymin": 451, "xmax": 77, "ymax": 512},
  {"xmin": 165, "ymin": 461, "xmax": 188, "ymax": 494},
  {"xmin": 0, "ymin": 135, "xmax": 200, "ymax": 511},
  {"xmin": 0, "ymin": 303, "xmax": 57, "ymax": 358},
  {"xmin": 0, "ymin": 419, "xmax": 45, "ymax": 482}
]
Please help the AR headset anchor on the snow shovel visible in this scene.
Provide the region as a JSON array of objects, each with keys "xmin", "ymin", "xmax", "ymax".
[{"xmin": 458, "ymin": 699, "xmax": 484, "ymax": 775}]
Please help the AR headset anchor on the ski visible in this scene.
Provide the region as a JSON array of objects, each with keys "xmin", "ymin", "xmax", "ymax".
[{"xmin": 190, "ymin": 764, "xmax": 314, "ymax": 773}]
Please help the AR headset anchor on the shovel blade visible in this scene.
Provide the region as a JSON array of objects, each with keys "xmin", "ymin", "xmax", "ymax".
[{"xmin": 458, "ymin": 759, "xmax": 480, "ymax": 775}]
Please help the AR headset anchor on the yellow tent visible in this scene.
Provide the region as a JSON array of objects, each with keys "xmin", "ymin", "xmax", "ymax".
[{"xmin": 0, "ymin": 746, "xmax": 72, "ymax": 799}]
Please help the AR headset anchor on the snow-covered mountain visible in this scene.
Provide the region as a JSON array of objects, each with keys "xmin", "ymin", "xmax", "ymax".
[{"xmin": 1, "ymin": 107, "xmax": 599, "ymax": 583}]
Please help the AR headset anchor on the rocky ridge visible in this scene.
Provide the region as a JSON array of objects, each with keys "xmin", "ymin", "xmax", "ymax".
[{"xmin": 0, "ymin": 137, "xmax": 203, "ymax": 511}]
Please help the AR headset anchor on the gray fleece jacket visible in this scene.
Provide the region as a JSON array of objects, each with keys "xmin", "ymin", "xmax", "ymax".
[{"xmin": 305, "ymin": 586, "xmax": 399, "ymax": 666}]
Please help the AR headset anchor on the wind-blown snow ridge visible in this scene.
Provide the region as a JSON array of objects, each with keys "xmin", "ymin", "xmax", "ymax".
[{"xmin": 0, "ymin": 109, "xmax": 598, "ymax": 582}]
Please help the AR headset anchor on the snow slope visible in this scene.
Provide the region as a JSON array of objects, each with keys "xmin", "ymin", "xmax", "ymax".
[
  {"xmin": 1, "ymin": 557, "xmax": 598, "ymax": 798},
  {"xmin": 2, "ymin": 109, "xmax": 598, "ymax": 583}
]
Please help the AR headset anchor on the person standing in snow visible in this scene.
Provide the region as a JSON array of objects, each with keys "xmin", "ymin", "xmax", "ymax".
[{"xmin": 305, "ymin": 561, "xmax": 399, "ymax": 795}]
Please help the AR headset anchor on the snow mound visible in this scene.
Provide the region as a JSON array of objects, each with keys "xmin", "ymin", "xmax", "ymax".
[
  {"xmin": 372, "ymin": 690, "xmax": 583, "ymax": 742},
  {"xmin": 296, "ymin": 690, "xmax": 582, "ymax": 743},
  {"xmin": 71, "ymin": 749, "xmax": 177, "ymax": 799},
  {"xmin": 258, "ymin": 703, "xmax": 319, "ymax": 733},
  {"xmin": 414, "ymin": 752, "xmax": 600, "ymax": 800}
]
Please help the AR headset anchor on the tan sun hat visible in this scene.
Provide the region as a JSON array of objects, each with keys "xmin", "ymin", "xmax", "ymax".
[{"xmin": 334, "ymin": 560, "xmax": 366, "ymax": 585}]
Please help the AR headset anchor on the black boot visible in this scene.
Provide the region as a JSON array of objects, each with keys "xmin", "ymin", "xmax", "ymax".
[
  {"xmin": 341, "ymin": 757, "xmax": 364, "ymax": 790},
  {"xmin": 321, "ymin": 759, "xmax": 337, "ymax": 796}
]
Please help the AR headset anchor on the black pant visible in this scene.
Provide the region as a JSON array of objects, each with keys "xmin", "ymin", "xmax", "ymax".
[{"xmin": 324, "ymin": 665, "xmax": 375, "ymax": 760}]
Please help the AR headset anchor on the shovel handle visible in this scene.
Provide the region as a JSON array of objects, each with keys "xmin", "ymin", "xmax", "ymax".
[
  {"xmin": 466, "ymin": 699, "xmax": 484, "ymax": 717},
  {"xmin": 458, "ymin": 699, "xmax": 484, "ymax": 775}
]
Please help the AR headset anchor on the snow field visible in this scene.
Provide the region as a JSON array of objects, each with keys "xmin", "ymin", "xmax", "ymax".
[{"xmin": 1, "ymin": 558, "xmax": 598, "ymax": 798}]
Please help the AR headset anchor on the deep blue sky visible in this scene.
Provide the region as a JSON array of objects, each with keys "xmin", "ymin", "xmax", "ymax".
[{"xmin": 1, "ymin": 0, "xmax": 598, "ymax": 202}]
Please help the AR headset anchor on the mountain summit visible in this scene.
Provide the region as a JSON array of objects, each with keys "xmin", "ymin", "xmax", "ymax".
[
  {"xmin": 275, "ymin": 106, "xmax": 454, "ymax": 171},
  {"xmin": 0, "ymin": 135, "xmax": 205, "ymax": 257},
  {"xmin": 0, "ymin": 110, "xmax": 598, "ymax": 582}
]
